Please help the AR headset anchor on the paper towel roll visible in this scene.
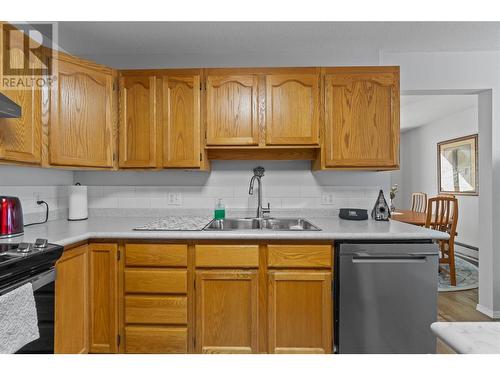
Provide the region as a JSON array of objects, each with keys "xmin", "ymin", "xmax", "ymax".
[{"xmin": 68, "ymin": 184, "xmax": 88, "ymax": 221}]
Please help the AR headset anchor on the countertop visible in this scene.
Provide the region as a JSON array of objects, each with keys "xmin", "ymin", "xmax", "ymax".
[
  {"xmin": 431, "ymin": 322, "xmax": 500, "ymax": 354},
  {"xmin": 0, "ymin": 215, "xmax": 448, "ymax": 247}
]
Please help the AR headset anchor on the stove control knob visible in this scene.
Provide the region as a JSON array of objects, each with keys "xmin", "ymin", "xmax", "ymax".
[
  {"xmin": 34, "ymin": 238, "xmax": 48, "ymax": 249},
  {"xmin": 17, "ymin": 242, "xmax": 32, "ymax": 253}
]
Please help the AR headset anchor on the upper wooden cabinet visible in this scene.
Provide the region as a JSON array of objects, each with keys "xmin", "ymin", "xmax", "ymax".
[
  {"xmin": 205, "ymin": 73, "xmax": 259, "ymax": 146},
  {"xmin": 0, "ymin": 24, "xmax": 43, "ymax": 165},
  {"xmin": 321, "ymin": 67, "xmax": 400, "ymax": 169},
  {"xmin": 161, "ymin": 72, "xmax": 202, "ymax": 168},
  {"xmin": 265, "ymin": 73, "xmax": 320, "ymax": 145},
  {"xmin": 119, "ymin": 74, "xmax": 158, "ymax": 168},
  {"xmin": 0, "ymin": 85, "xmax": 42, "ymax": 165},
  {"xmin": 50, "ymin": 54, "xmax": 116, "ymax": 168}
]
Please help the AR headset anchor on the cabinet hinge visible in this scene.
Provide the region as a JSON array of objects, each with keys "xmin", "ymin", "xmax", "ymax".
[
  {"xmin": 113, "ymin": 80, "xmax": 118, "ymax": 91},
  {"xmin": 117, "ymin": 334, "xmax": 121, "ymax": 347},
  {"xmin": 117, "ymin": 250, "xmax": 121, "ymax": 261},
  {"xmin": 200, "ymin": 153, "xmax": 203, "ymax": 162}
]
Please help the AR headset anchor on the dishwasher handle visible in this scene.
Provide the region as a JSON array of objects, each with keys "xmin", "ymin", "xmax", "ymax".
[{"xmin": 351, "ymin": 252, "xmax": 429, "ymax": 264}]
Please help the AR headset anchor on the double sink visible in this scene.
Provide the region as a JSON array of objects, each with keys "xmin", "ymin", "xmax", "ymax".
[{"xmin": 203, "ymin": 218, "xmax": 321, "ymax": 231}]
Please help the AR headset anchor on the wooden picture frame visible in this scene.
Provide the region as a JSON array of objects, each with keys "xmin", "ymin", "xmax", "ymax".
[{"xmin": 437, "ymin": 134, "xmax": 478, "ymax": 196}]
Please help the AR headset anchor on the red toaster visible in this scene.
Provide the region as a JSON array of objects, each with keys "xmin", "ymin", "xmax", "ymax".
[{"xmin": 0, "ymin": 196, "xmax": 24, "ymax": 238}]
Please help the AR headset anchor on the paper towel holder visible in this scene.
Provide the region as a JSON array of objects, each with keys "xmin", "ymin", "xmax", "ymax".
[{"xmin": 68, "ymin": 182, "xmax": 89, "ymax": 221}]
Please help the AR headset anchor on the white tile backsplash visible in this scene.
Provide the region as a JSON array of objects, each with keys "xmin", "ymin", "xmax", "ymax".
[
  {"xmin": 0, "ymin": 185, "xmax": 69, "ymax": 218},
  {"xmin": 1, "ymin": 161, "xmax": 390, "ymax": 221},
  {"xmin": 84, "ymin": 184, "xmax": 381, "ymax": 211}
]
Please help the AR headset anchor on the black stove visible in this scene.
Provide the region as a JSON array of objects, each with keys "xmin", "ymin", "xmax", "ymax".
[
  {"xmin": 0, "ymin": 240, "xmax": 64, "ymax": 353},
  {"xmin": 0, "ymin": 240, "xmax": 63, "ymax": 294}
]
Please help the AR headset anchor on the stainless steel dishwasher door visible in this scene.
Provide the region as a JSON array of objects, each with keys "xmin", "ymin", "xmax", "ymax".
[{"xmin": 338, "ymin": 243, "xmax": 439, "ymax": 354}]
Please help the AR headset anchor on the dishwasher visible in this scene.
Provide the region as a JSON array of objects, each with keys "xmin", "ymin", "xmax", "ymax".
[{"xmin": 336, "ymin": 242, "xmax": 439, "ymax": 354}]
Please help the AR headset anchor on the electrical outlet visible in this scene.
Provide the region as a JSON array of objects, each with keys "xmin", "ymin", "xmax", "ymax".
[
  {"xmin": 321, "ymin": 193, "xmax": 335, "ymax": 205},
  {"xmin": 167, "ymin": 192, "xmax": 182, "ymax": 205},
  {"xmin": 33, "ymin": 192, "xmax": 40, "ymax": 204}
]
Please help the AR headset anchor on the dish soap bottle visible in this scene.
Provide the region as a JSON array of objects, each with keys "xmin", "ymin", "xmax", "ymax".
[{"xmin": 214, "ymin": 198, "xmax": 226, "ymax": 220}]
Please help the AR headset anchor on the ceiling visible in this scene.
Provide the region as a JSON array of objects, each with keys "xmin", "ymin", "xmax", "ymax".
[
  {"xmin": 400, "ymin": 95, "xmax": 477, "ymax": 131},
  {"xmin": 54, "ymin": 22, "xmax": 500, "ymax": 68}
]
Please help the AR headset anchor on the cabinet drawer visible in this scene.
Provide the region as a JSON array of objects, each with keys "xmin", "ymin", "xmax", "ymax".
[
  {"xmin": 125, "ymin": 244, "xmax": 187, "ymax": 267},
  {"xmin": 195, "ymin": 245, "xmax": 259, "ymax": 268},
  {"xmin": 125, "ymin": 269, "xmax": 187, "ymax": 294},
  {"xmin": 125, "ymin": 326, "xmax": 187, "ymax": 354},
  {"xmin": 267, "ymin": 245, "xmax": 332, "ymax": 268},
  {"xmin": 125, "ymin": 296, "xmax": 187, "ymax": 324}
]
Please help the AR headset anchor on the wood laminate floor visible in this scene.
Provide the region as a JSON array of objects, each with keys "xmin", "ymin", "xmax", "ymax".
[{"xmin": 436, "ymin": 288, "xmax": 492, "ymax": 354}]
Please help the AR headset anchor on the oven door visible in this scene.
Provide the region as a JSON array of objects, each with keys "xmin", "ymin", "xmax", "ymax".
[{"xmin": 0, "ymin": 269, "xmax": 57, "ymax": 354}]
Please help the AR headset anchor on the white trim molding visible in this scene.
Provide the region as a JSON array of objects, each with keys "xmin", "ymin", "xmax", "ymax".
[{"xmin": 476, "ymin": 304, "xmax": 500, "ymax": 319}]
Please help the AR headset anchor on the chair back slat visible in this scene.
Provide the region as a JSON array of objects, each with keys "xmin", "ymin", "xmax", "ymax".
[
  {"xmin": 425, "ymin": 196, "xmax": 458, "ymax": 239},
  {"xmin": 411, "ymin": 192, "xmax": 427, "ymax": 213}
]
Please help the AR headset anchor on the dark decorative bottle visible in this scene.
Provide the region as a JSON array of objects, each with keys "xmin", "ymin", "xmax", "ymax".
[{"xmin": 371, "ymin": 190, "xmax": 391, "ymax": 221}]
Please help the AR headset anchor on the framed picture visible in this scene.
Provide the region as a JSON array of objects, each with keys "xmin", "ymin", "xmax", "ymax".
[{"xmin": 437, "ymin": 134, "xmax": 478, "ymax": 196}]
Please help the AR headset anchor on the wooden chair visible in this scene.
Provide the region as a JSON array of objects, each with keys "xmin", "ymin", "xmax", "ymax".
[
  {"xmin": 425, "ymin": 196, "xmax": 459, "ymax": 286},
  {"xmin": 411, "ymin": 192, "xmax": 427, "ymax": 213},
  {"xmin": 439, "ymin": 194, "xmax": 457, "ymax": 234}
]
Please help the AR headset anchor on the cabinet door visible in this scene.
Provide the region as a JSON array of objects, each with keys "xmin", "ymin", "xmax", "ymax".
[
  {"xmin": 162, "ymin": 74, "xmax": 201, "ymax": 167},
  {"xmin": 0, "ymin": 28, "xmax": 42, "ymax": 164},
  {"xmin": 50, "ymin": 57, "xmax": 115, "ymax": 167},
  {"xmin": 265, "ymin": 74, "xmax": 319, "ymax": 145},
  {"xmin": 88, "ymin": 243, "xmax": 119, "ymax": 353},
  {"xmin": 119, "ymin": 75, "xmax": 158, "ymax": 167},
  {"xmin": 324, "ymin": 68, "xmax": 399, "ymax": 168},
  {"xmin": 268, "ymin": 271, "xmax": 332, "ymax": 354},
  {"xmin": 195, "ymin": 270, "xmax": 259, "ymax": 353},
  {"xmin": 54, "ymin": 245, "xmax": 89, "ymax": 354},
  {"xmin": 206, "ymin": 75, "xmax": 259, "ymax": 145}
]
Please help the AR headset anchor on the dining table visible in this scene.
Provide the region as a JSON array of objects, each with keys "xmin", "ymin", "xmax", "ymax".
[{"xmin": 390, "ymin": 209, "xmax": 428, "ymax": 226}]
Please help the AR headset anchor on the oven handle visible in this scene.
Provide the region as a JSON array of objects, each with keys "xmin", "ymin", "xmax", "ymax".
[{"xmin": 0, "ymin": 268, "xmax": 56, "ymax": 295}]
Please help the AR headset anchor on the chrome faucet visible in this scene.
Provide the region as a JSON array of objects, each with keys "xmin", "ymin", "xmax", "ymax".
[{"xmin": 248, "ymin": 166, "xmax": 271, "ymax": 219}]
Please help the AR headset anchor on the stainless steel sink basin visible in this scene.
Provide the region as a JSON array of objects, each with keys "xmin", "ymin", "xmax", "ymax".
[
  {"xmin": 203, "ymin": 218, "xmax": 321, "ymax": 231},
  {"xmin": 261, "ymin": 218, "xmax": 321, "ymax": 231}
]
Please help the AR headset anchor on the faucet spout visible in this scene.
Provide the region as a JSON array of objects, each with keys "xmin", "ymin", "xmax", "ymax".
[{"xmin": 248, "ymin": 167, "xmax": 270, "ymax": 219}]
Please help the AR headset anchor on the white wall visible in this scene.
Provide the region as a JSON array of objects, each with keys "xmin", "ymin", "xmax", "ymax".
[
  {"xmin": 0, "ymin": 166, "xmax": 73, "ymax": 217},
  {"xmin": 391, "ymin": 105, "xmax": 479, "ymax": 249},
  {"xmin": 381, "ymin": 50, "xmax": 500, "ymax": 316},
  {"xmin": 75, "ymin": 161, "xmax": 390, "ymax": 212}
]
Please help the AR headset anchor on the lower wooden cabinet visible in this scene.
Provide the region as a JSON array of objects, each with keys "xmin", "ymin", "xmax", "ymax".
[
  {"xmin": 195, "ymin": 270, "xmax": 259, "ymax": 353},
  {"xmin": 54, "ymin": 245, "xmax": 89, "ymax": 354},
  {"xmin": 125, "ymin": 295, "xmax": 187, "ymax": 325},
  {"xmin": 88, "ymin": 243, "xmax": 119, "ymax": 353},
  {"xmin": 125, "ymin": 326, "xmax": 188, "ymax": 354},
  {"xmin": 54, "ymin": 241, "xmax": 333, "ymax": 354},
  {"xmin": 268, "ymin": 271, "xmax": 332, "ymax": 353},
  {"xmin": 54, "ymin": 243, "xmax": 119, "ymax": 354},
  {"xmin": 123, "ymin": 243, "xmax": 189, "ymax": 354}
]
